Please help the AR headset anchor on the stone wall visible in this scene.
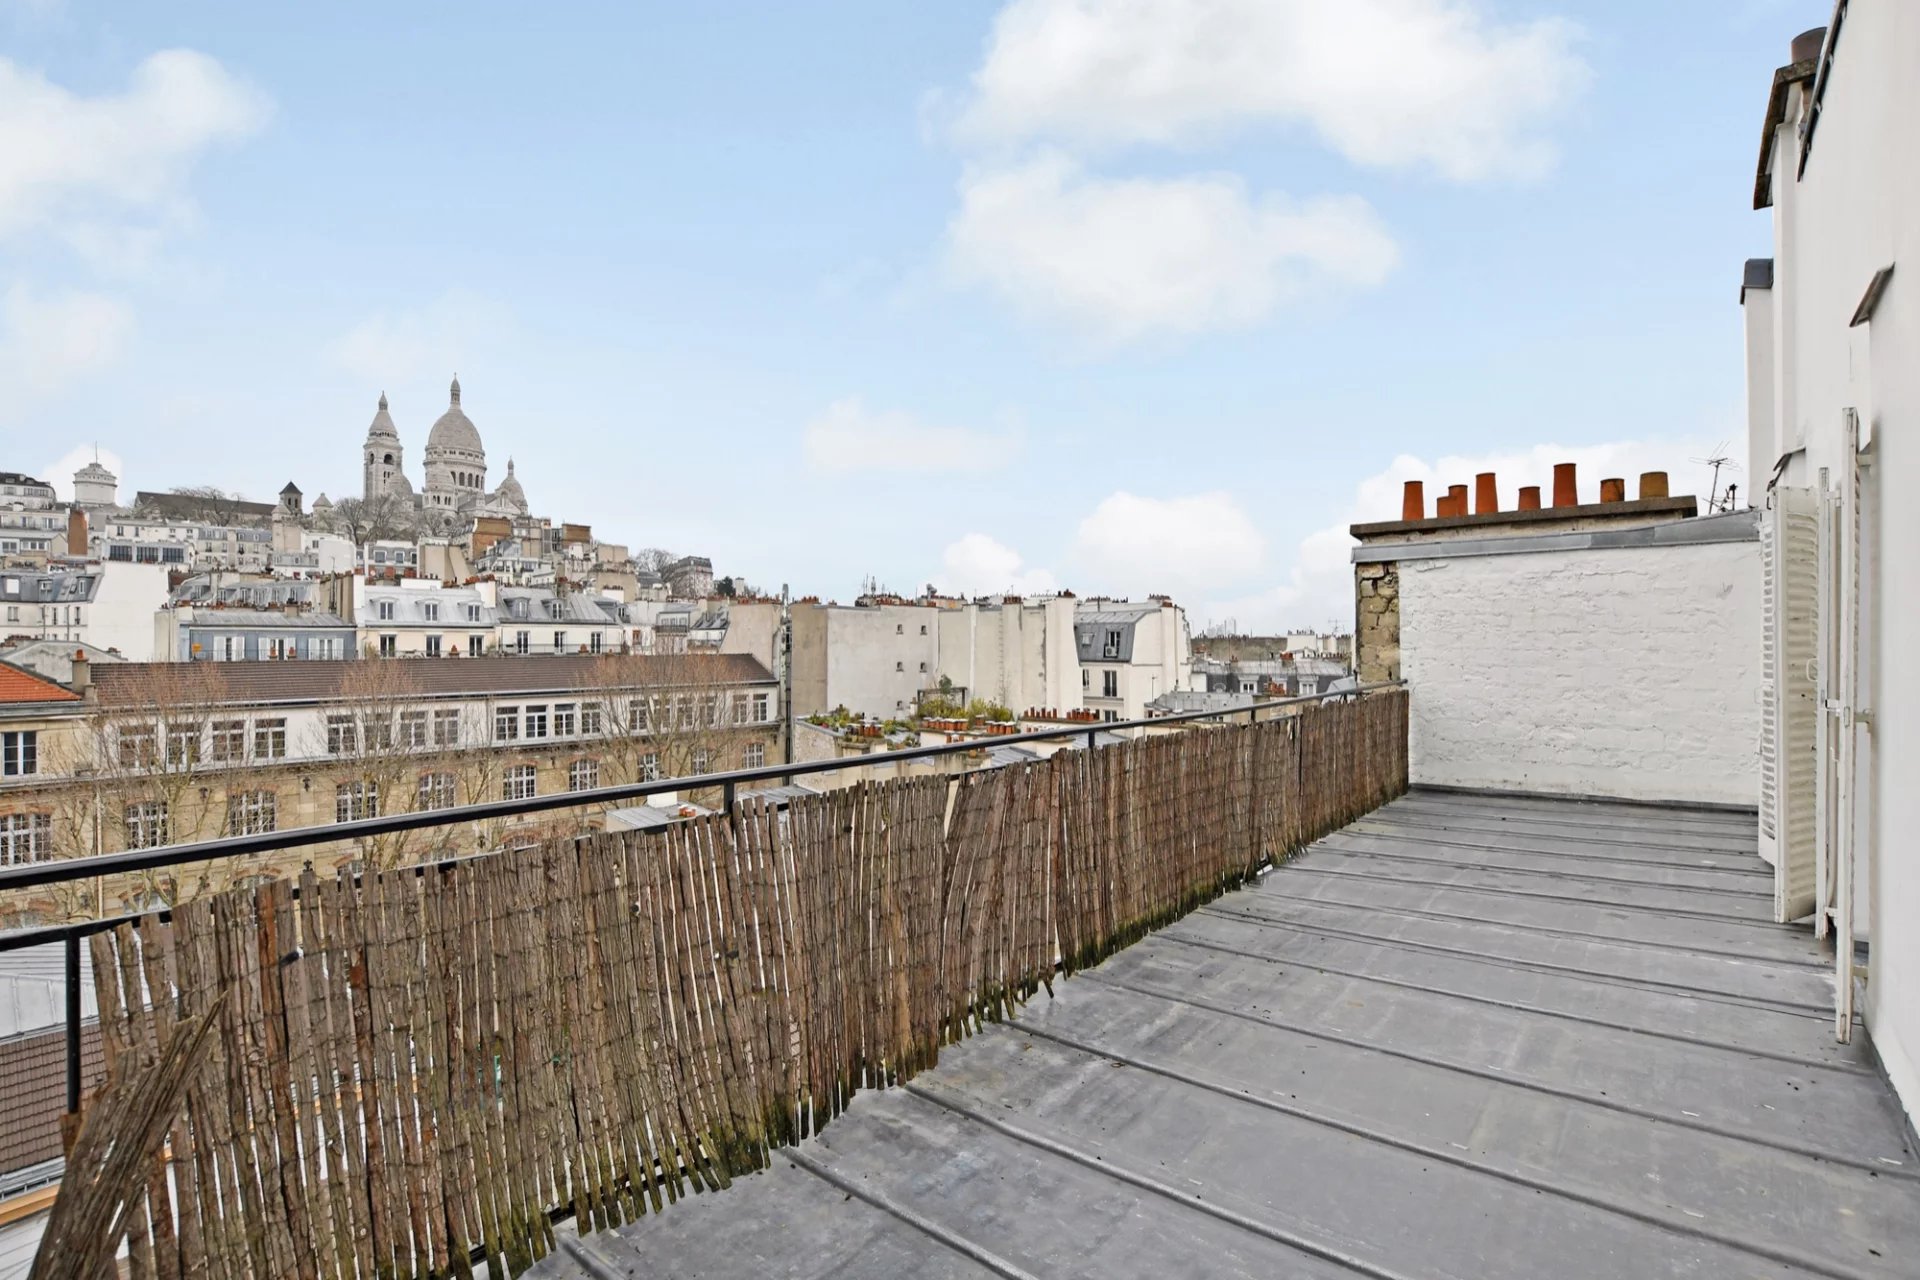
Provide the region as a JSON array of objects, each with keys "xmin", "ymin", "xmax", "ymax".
[{"xmin": 1354, "ymin": 561, "xmax": 1400, "ymax": 684}]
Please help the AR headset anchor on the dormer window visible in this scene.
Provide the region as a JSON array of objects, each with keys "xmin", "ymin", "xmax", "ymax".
[{"xmin": 377, "ymin": 600, "xmax": 395, "ymax": 621}]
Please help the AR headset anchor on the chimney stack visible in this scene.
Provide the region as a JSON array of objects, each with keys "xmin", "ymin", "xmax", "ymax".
[
  {"xmin": 70, "ymin": 649, "xmax": 90, "ymax": 695},
  {"xmin": 66, "ymin": 506, "xmax": 88, "ymax": 557},
  {"xmin": 1517, "ymin": 485, "xmax": 1542, "ymax": 511},
  {"xmin": 1552, "ymin": 463, "xmax": 1579, "ymax": 508},
  {"xmin": 1474, "ymin": 472, "xmax": 1498, "ymax": 514},
  {"xmin": 1401, "ymin": 481, "xmax": 1425, "ymax": 522},
  {"xmin": 1639, "ymin": 471, "xmax": 1669, "ymax": 499},
  {"xmin": 1600, "ymin": 477, "xmax": 1626, "ymax": 503}
]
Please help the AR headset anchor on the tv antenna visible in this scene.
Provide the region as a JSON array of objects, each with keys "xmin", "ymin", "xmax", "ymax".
[{"xmin": 1690, "ymin": 444, "xmax": 1742, "ymax": 513}]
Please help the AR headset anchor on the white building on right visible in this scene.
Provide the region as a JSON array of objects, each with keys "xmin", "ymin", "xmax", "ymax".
[{"xmin": 1742, "ymin": 4, "xmax": 1918, "ymax": 1122}]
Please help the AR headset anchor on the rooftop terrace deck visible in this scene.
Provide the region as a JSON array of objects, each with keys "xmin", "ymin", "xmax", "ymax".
[{"xmin": 533, "ymin": 789, "xmax": 1920, "ymax": 1280}]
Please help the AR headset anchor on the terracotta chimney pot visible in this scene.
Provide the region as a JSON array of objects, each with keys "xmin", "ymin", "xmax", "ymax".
[
  {"xmin": 1552, "ymin": 462, "xmax": 1579, "ymax": 508},
  {"xmin": 1474, "ymin": 472, "xmax": 1498, "ymax": 514},
  {"xmin": 1401, "ymin": 480, "xmax": 1425, "ymax": 522},
  {"xmin": 1446, "ymin": 484, "xmax": 1468, "ymax": 517},
  {"xmin": 1600, "ymin": 477, "xmax": 1626, "ymax": 503},
  {"xmin": 1517, "ymin": 485, "xmax": 1542, "ymax": 511},
  {"xmin": 1639, "ymin": 471, "xmax": 1669, "ymax": 499}
]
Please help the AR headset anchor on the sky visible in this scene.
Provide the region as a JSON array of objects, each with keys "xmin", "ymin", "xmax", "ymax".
[{"xmin": 0, "ymin": 0, "xmax": 1819, "ymax": 632}]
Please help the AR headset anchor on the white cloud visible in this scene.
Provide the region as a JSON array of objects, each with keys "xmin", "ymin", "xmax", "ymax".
[
  {"xmin": 1070, "ymin": 490, "xmax": 1268, "ymax": 601},
  {"xmin": 953, "ymin": 0, "xmax": 1588, "ymax": 182},
  {"xmin": 325, "ymin": 291, "xmax": 515, "ymax": 386},
  {"xmin": 1200, "ymin": 439, "xmax": 1729, "ymax": 632},
  {"xmin": 804, "ymin": 396, "xmax": 1023, "ymax": 473},
  {"xmin": 947, "ymin": 153, "xmax": 1395, "ymax": 344},
  {"xmin": 941, "ymin": 533, "xmax": 1059, "ymax": 595},
  {"xmin": 0, "ymin": 49, "xmax": 269, "ymax": 248},
  {"xmin": 41, "ymin": 443, "xmax": 126, "ymax": 502},
  {"xmin": 0, "ymin": 283, "xmax": 132, "ymax": 400}
]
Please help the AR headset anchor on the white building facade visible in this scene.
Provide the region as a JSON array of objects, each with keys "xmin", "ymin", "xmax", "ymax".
[{"xmin": 1744, "ymin": 3, "xmax": 1919, "ymax": 1121}]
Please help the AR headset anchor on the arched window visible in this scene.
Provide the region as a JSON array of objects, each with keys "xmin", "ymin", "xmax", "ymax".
[{"xmin": 383, "ymin": 453, "xmax": 393, "ymax": 465}]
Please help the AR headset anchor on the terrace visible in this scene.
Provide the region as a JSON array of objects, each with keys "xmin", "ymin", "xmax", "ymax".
[{"xmin": 4, "ymin": 679, "xmax": 1918, "ymax": 1279}]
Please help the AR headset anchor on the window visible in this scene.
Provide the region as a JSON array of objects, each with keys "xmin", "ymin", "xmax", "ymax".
[
  {"xmin": 336, "ymin": 781, "xmax": 380, "ymax": 822},
  {"xmin": 417, "ymin": 772, "xmax": 457, "ymax": 811},
  {"xmin": 378, "ymin": 634, "xmax": 397, "ymax": 657},
  {"xmin": 208, "ymin": 720, "xmax": 246, "ymax": 762},
  {"xmin": 0, "ymin": 813, "xmax": 51, "ymax": 865},
  {"xmin": 125, "ymin": 801, "xmax": 169, "ymax": 850},
  {"xmin": 422, "ymin": 602, "xmax": 439, "ymax": 622},
  {"xmin": 581, "ymin": 702, "xmax": 604, "ymax": 736},
  {"xmin": 751, "ymin": 693, "xmax": 769, "ymax": 723},
  {"xmin": 377, "ymin": 600, "xmax": 395, "ymax": 621},
  {"xmin": 1, "ymin": 730, "xmax": 37, "ymax": 777},
  {"xmin": 627, "ymin": 698, "xmax": 650, "ymax": 732},
  {"xmin": 215, "ymin": 635, "xmax": 240, "ymax": 662},
  {"xmin": 226, "ymin": 790, "xmax": 276, "ymax": 836},
  {"xmin": 466, "ymin": 603, "xmax": 482, "ymax": 623},
  {"xmin": 327, "ymin": 714, "xmax": 357, "ymax": 755},
  {"xmin": 920, "ymin": 624, "xmax": 928, "ymax": 635},
  {"xmin": 553, "ymin": 631, "xmax": 568, "ymax": 652},
  {"xmin": 553, "ymin": 703, "xmax": 577, "ymax": 736},
  {"xmin": 919, "ymin": 662, "xmax": 927, "ymax": 673},
  {"xmin": 896, "ymin": 623, "xmax": 903, "ymax": 634},
  {"xmin": 503, "ymin": 765, "xmax": 537, "ymax": 801},
  {"xmin": 701, "ymin": 693, "xmax": 721, "ymax": 727},
  {"xmin": 315, "ymin": 637, "xmax": 344, "ymax": 660},
  {"xmin": 254, "ymin": 718, "xmax": 287, "ymax": 759},
  {"xmin": 433, "ymin": 708, "xmax": 460, "ymax": 747},
  {"xmin": 425, "ymin": 635, "xmax": 443, "ymax": 658},
  {"xmin": 1081, "ymin": 669, "xmax": 1090, "ymax": 690},
  {"xmin": 399, "ymin": 710, "xmax": 429, "ymax": 749},
  {"xmin": 1102, "ymin": 670, "xmax": 1119, "ymax": 698},
  {"xmin": 589, "ymin": 632, "xmax": 604, "ymax": 653},
  {"xmin": 468, "ymin": 636, "xmax": 484, "ymax": 656},
  {"xmin": 731, "ymin": 693, "xmax": 751, "ymax": 724},
  {"xmin": 895, "ymin": 661, "xmax": 904, "ymax": 672},
  {"xmin": 495, "ymin": 706, "xmax": 520, "ymax": 741},
  {"xmin": 691, "ymin": 749, "xmax": 711, "ymax": 774},
  {"xmin": 568, "ymin": 759, "xmax": 599, "ymax": 792},
  {"xmin": 524, "ymin": 705, "xmax": 549, "ymax": 738},
  {"xmin": 511, "ymin": 598, "xmax": 530, "ymax": 620},
  {"xmin": 743, "ymin": 743, "xmax": 766, "ymax": 769},
  {"xmin": 640, "ymin": 752, "xmax": 660, "ymax": 782},
  {"xmin": 165, "ymin": 722, "xmax": 202, "ymax": 765},
  {"xmin": 514, "ymin": 631, "xmax": 530, "ymax": 654}
]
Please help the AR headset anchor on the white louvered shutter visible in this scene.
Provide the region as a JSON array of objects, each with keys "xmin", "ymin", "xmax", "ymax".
[{"xmin": 1771, "ymin": 485, "xmax": 1820, "ymax": 924}]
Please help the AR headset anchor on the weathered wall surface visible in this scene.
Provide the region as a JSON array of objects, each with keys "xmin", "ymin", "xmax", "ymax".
[{"xmin": 1398, "ymin": 534, "xmax": 1760, "ymax": 804}]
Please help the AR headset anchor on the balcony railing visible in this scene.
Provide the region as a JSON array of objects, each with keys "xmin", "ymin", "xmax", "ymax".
[{"xmin": 2, "ymin": 684, "xmax": 1407, "ymax": 1277}]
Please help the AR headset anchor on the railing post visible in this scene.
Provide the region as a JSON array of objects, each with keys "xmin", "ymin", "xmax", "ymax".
[
  {"xmin": 65, "ymin": 932, "xmax": 82, "ymax": 1116},
  {"xmin": 722, "ymin": 779, "xmax": 736, "ymax": 824},
  {"xmin": 1084, "ymin": 729, "xmax": 1097, "ymax": 754}
]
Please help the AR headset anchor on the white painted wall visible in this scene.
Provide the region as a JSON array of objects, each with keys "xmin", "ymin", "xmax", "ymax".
[
  {"xmin": 1400, "ymin": 536, "xmax": 1760, "ymax": 805},
  {"xmin": 1750, "ymin": 0, "xmax": 1920, "ymax": 1122}
]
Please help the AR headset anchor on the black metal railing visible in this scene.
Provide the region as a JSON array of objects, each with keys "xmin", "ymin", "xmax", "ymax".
[{"xmin": 0, "ymin": 682, "xmax": 1400, "ymax": 1142}]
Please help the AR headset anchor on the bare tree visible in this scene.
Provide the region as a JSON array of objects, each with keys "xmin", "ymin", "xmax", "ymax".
[
  {"xmin": 631, "ymin": 547, "xmax": 678, "ymax": 577},
  {"xmin": 574, "ymin": 650, "xmax": 754, "ymax": 808},
  {"xmin": 310, "ymin": 660, "xmax": 440, "ymax": 875},
  {"xmin": 154, "ymin": 485, "xmax": 260, "ymax": 526},
  {"xmin": 324, "ymin": 490, "xmax": 417, "ymax": 545}
]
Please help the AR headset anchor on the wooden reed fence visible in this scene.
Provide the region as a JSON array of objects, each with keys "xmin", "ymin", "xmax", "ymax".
[{"xmin": 75, "ymin": 690, "xmax": 1407, "ymax": 1279}]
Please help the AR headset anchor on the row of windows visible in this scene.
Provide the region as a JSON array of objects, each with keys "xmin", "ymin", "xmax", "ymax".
[
  {"xmin": 204, "ymin": 635, "xmax": 347, "ymax": 661},
  {"xmin": 1081, "ymin": 669, "xmax": 1121, "ymax": 697},
  {"xmin": 0, "ymin": 740, "xmax": 770, "ymax": 864},
  {"xmin": 117, "ymin": 719, "xmax": 288, "ymax": 767}
]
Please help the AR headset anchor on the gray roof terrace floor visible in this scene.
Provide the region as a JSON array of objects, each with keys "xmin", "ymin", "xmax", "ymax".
[{"xmin": 531, "ymin": 789, "xmax": 1920, "ymax": 1280}]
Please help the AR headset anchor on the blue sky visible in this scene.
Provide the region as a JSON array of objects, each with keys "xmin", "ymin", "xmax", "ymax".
[{"xmin": 1, "ymin": 0, "xmax": 1815, "ymax": 629}]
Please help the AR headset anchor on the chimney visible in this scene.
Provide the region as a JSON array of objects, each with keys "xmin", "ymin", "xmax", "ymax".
[
  {"xmin": 1401, "ymin": 481, "xmax": 1425, "ymax": 522},
  {"xmin": 1790, "ymin": 27, "xmax": 1827, "ymax": 63},
  {"xmin": 1639, "ymin": 471, "xmax": 1669, "ymax": 499},
  {"xmin": 1600, "ymin": 477, "xmax": 1626, "ymax": 503},
  {"xmin": 1445, "ymin": 484, "xmax": 1468, "ymax": 517},
  {"xmin": 1552, "ymin": 463, "xmax": 1579, "ymax": 508},
  {"xmin": 1474, "ymin": 472, "xmax": 1498, "ymax": 515},
  {"xmin": 1517, "ymin": 485, "xmax": 1542, "ymax": 511},
  {"xmin": 66, "ymin": 506, "xmax": 88, "ymax": 557},
  {"xmin": 70, "ymin": 649, "xmax": 90, "ymax": 695}
]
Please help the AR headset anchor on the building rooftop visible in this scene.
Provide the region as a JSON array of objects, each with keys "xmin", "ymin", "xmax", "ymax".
[
  {"xmin": 89, "ymin": 653, "xmax": 777, "ymax": 706},
  {"xmin": 532, "ymin": 789, "xmax": 1920, "ymax": 1279},
  {"xmin": 0, "ymin": 663, "xmax": 79, "ymax": 706}
]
